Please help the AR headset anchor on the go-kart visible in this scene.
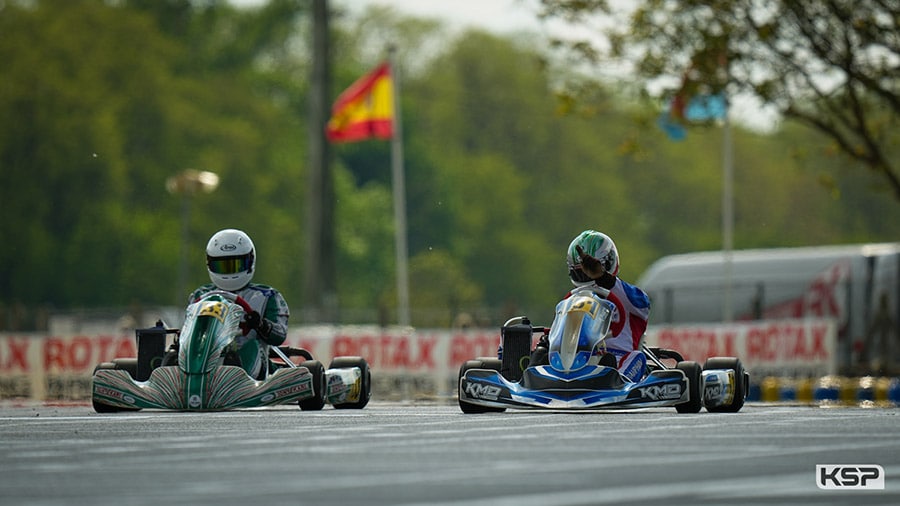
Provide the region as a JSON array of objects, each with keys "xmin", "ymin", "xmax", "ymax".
[
  {"xmin": 92, "ymin": 290, "xmax": 371, "ymax": 412},
  {"xmin": 458, "ymin": 285, "xmax": 749, "ymax": 413}
]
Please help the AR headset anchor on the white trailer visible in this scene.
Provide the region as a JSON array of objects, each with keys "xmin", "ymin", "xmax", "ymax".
[{"xmin": 637, "ymin": 243, "xmax": 900, "ymax": 373}]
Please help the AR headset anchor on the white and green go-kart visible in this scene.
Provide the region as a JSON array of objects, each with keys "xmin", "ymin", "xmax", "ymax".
[{"xmin": 92, "ymin": 290, "xmax": 371, "ymax": 412}]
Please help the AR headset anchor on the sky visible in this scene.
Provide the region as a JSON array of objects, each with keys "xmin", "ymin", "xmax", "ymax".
[
  {"xmin": 232, "ymin": 0, "xmax": 544, "ymax": 33},
  {"xmin": 344, "ymin": 0, "xmax": 544, "ymax": 33}
]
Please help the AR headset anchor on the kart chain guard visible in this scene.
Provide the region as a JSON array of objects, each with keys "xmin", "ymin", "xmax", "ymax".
[{"xmin": 500, "ymin": 323, "xmax": 532, "ymax": 382}]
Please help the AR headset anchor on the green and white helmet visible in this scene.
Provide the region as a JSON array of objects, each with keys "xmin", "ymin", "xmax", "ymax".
[{"xmin": 566, "ymin": 230, "xmax": 619, "ymax": 285}]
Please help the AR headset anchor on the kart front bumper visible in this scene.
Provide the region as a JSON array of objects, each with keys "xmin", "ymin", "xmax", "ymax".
[
  {"xmin": 92, "ymin": 365, "xmax": 317, "ymax": 411},
  {"xmin": 459, "ymin": 366, "xmax": 690, "ymax": 410}
]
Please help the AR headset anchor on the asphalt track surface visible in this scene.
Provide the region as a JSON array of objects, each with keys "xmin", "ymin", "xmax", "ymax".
[{"xmin": 1, "ymin": 401, "xmax": 898, "ymax": 506}]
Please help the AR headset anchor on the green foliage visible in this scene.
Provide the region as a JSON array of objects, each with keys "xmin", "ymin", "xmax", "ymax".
[
  {"xmin": 0, "ymin": 0, "xmax": 307, "ymax": 315},
  {"xmin": 538, "ymin": 0, "xmax": 900, "ymax": 200},
  {"xmin": 0, "ymin": 1, "xmax": 897, "ymax": 330}
]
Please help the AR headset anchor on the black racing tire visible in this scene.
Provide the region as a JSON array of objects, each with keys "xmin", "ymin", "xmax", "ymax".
[
  {"xmin": 111, "ymin": 358, "xmax": 139, "ymax": 379},
  {"xmin": 160, "ymin": 350, "xmax": 178, "ymax": 367},
  {"xmin": 298, "ymin": 360, "xmax": 326, "ymax": 411},
  {"xmin": 646, "ymin": 347, "xmax": 685, "ymax": 363},
  {"xmin": 271, "ymin": 346, "xmax": 314, "ymax": 362},
  {"xmin": 329, "ymin": 356, "xmax": 372, "ymax": 409},
  {"xmin": 703, "ymin": 357, "xmax": 747, "ymax": 413},
  {"xmin": 475, "ymin": 357, "xmax": 502, "ymax": 371},
  {"xmin": 458, "ymin": 358, "xmax": 506, "ymax": 414},
  {"xmin": 91, "ymin": 362, "xmax": 140, "ymax": 413},
  {"xmin": 675, "ymin": 361, "xmax": 703, "ymax": 414}
]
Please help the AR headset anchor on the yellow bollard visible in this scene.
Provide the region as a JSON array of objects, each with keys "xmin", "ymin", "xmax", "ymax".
[
  {"xmin": 874, "ymin": 377, "xmax": 893, "ymax": 407},
  {"xmin": 761, "ymin": 376, "xmax": 781, "ymax": 402},
  {"xmin": 795, "ymin": 377, "xmax": 815, "ymax": 404},
  {"xmin": 840, "ymin": 376, "xmax": 864, "ymax": 406}
]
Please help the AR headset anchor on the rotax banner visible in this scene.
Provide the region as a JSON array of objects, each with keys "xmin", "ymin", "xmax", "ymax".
[
  {"xmin": 647, "ymin": 318, "xmax": 837, "ymax": 377},
  {"xmin": 1, "ymin": 318, "xmax": 837, "ymax": 401},
  {"xmin": 0, "ymin": 327, "xmax": 504, "ymax": 401}
]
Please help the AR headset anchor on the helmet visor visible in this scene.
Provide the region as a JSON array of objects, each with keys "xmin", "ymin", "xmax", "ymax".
[{"xmin": 208, "ymin": 255, "xmax": 251, "ymax": 275}]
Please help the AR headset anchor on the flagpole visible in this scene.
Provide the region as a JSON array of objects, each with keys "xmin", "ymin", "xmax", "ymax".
[
  {"xmin": 722, "ymin": 113, "xmax": 734, "ymax": 322},
  {"xmin": 388, "ymin": 46, "xmax": 411, "ymax": 326}
]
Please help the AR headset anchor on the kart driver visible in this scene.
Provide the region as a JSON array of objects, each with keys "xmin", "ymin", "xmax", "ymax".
[
  {"xmin": 189, "ymin": 228, "xmax": 289, "ymax": 380},
  {"xmin": 531, "ymin": 230, "xmax": 651, "ymax": 382}
]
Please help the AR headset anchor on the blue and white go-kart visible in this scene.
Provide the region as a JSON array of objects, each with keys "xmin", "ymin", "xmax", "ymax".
[{"xmin": 458, "ymin": 286, "xmax": 749, "ymax": 413}]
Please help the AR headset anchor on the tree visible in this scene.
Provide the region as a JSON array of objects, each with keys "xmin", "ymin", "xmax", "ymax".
[
  {"xmin": 0, "ymin": 0, "xmax": 309, "ymax": 314},
  {"xmin": 538, "ymin": 0, "xmax": 900, "ymax": 201}
]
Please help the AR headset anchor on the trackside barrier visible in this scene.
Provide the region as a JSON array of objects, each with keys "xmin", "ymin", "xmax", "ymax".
[
  {"xmin": 0, "ymin": 327, "xmax": 506, "ymax": 402},
  {"xmin": 3, "ymin": 322, "xmax": 898, "ymax": 408},
  {"xmin": 748, "ymin": 376, "xmax": 900, "ymax": 407}
]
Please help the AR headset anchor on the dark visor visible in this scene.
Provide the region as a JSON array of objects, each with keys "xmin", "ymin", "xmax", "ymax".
[{"xmin": 208, "ymin": 255, "xmax": 251, "ymax": 274}]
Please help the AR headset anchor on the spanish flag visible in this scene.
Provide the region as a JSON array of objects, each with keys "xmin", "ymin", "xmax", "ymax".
[{"xmin": 325, "ymin": 62, "xmax": 394, "ymax": 143}]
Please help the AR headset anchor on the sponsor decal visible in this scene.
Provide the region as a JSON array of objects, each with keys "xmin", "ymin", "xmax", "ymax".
[
  {"xmin": 464, "ymin": 381, "xmax": 502, "ymax": 401},
  {"xmin": 220, "ymin": 244, "xmax": 237, "ymax": 251},
  {"xmin": 94, "ymin": 385, "xmax": 124, "ymax": 400},
  {"xmin": 261, "ymin": 393, "xmax": 275, "ymax": 403},
  {"xmin": 328, "ymin": 382, "xmax": 345, "ymax": 396},
  {"xmin": 567, "ymin": 296, "xmax": 601, "ymax": 319},
  {"xmin": 816, "ymin": 465, "xmax": 884, "ymax": 490},
  {"xmin": 198, "ymin": 301, "xmax": 227, "ymax": 323},
  {"xmin": 274, "ymin": 383, "xmax": 310, "ymax": 398},
  {"xmin": 702, "ymin": 370, "xmax": 735, "ymax": 406},
  {"xmin": 704, "ymin": 384, "xmax": 722, "ymax": 402},
  {"xmin": 637, "ymin": 383, "xmax": 682, "ymax": 400},
  {"xmin": 346, "ymin": 380, "xmax": 361, "ymax": 402}
]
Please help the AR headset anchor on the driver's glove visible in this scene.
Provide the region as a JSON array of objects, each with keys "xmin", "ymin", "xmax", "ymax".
[
  {"xmin": 576, "ymin": 245, "xmax": 616, "ymax": 289},
  {"xmin": 241, "ymin": 310, "xmax": 274, "ymax": 342}
]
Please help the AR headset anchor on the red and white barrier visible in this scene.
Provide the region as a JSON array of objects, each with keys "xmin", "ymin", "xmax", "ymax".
[
  {"xmin": 648, "ymin": 318, "xmax": 838, "ymax": 377},
  {"xmin": 1, "ymin": 318, "xmax": 838, "ymax": 401}
]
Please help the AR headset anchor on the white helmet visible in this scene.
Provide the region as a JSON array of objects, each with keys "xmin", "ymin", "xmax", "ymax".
[{"xmin": 206, "ymin": 229, "xmax": 255, "ymax": 291}]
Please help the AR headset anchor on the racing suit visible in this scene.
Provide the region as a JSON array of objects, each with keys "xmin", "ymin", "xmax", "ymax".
[
  {"xmin": 565, "ymin": 278, "xmax": 651, "ymax": 382},
  {"xmin": 189, "ymin": 283, "xmax": 290, "ymax": 379}
]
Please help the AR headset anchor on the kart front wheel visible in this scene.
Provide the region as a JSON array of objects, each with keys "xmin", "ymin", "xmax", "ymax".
[
  {"xmin": 298, "ymin": 360, "xmax": 326, "ymax": 411},
  {"xmin": 329, "ymin": 356, "xmax": 372, "ymax": 409},
  {"xmin": 675, "ymin": 361, "xmax": 702, "ymax": 414},
  {"xmin": 458, "ymin": 359, "xmax": 506, "ymax": 414},
  {"xmin": 703, "ymin": 357, "xmax": 747, "ymax": 413}
]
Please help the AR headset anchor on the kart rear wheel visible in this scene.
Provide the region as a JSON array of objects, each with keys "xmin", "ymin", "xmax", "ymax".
[
  {"xmin": 160, "ymin": 349, "xmax": 178, "ymax": 367},
  {"xmin": 675, "ymin": 361, "xmax": 702, "ymax": 414},
  {"xmin": 703, "ymin": 357, "xmax": 746, "ymax": 413},
  {"xmin": 270, "ymin": 346, "xmax": 314, "ymax": 362},
  {"xmin": 298, "ymin": 360, "xmax": 326, "ymax": 411},
  {"xmin": 329, "ymin": 357, "xmax": 372, "ymax": 409},
  {"xmin": 458, "ymin": 359, "xmax": 506, "ymax": 414},
  {"xmin": 111, "ymin": 358, "xmax": 138, "ymax": 379},
  {"xmin": 91, "ymin": 362, "xmax": 140, "ymax": 413}
]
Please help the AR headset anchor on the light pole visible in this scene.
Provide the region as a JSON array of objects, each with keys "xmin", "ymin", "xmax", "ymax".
[{"xmin": 166, "ymin": 169, "xmax": 219, "ymax": 305}]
